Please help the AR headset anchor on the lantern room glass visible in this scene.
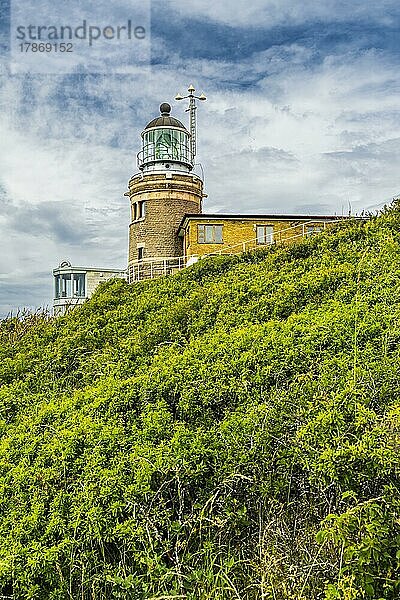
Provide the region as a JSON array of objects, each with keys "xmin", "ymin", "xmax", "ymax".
[{"xmin": 142, "ymin": 128, "xmax": 191, "ymax": 164}]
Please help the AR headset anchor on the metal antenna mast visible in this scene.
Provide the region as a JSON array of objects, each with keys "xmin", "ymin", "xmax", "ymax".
[{"xmin": 175, "ymin": 84, "xmax": 206, "ymax": 165}]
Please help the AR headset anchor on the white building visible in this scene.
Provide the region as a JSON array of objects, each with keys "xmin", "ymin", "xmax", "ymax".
[{"xmin": 53, "ymin": 261, "xmax": 126, "ymax": 316}]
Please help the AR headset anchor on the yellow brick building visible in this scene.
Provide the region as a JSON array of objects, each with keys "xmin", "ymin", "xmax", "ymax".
[{"xmin": 179, "ymin": 214, "xmax": 341, "ymax": 263}]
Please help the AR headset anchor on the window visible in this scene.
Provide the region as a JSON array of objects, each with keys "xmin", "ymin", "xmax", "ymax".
[
  {"xmin": 306, "ymin": 225, "xmax": 322, "ymax": 236},
  {"xmin": 198, "ymin": 224, "xmax": 223, "ymax": 243},
  {"xmin": 55, "ymin": 276, "xmax": 60, "ymax": 299},
  {"xmin": 55, "ymin": 273, "xmax": 86, "ymax": 299},
  {"xmin": 138, "ymin": 246, "xmax": 144, "ymax": 261},
  {"xmin": 142, "ymin": 128, "xmax": 191, "ymax": 164},
  {"xmin": 60, "ymin": 274, "xmax": 71, "ymax": 298},
  {"xmin": 155, "ymin": 130, "xmax": 179, "ymax": 160},
  {"xmin": 256, "ymin": 225, "xmax": 274, "ymax": 244},
  {"xmin": 73, "ymin": 273, "xmax": 85, "ymax": 297},
  {"xmin": 133, "ymin": 201, "xmax": 145, "ymax": 221}
]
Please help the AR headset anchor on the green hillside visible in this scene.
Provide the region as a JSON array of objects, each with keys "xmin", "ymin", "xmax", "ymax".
[{"xmin": 1, "ymin": 205, "xmax": 400, "ymax": 600}]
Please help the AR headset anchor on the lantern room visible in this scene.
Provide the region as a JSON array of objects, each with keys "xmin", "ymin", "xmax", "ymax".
[{"xmin": 137, "ymin": 103, "xmax": 193, "ymax": 172}]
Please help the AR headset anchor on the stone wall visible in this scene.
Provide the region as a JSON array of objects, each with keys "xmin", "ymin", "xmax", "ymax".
[{"xmin": 127, "ymin": 172, "xmax": 203, "ymax": 263}]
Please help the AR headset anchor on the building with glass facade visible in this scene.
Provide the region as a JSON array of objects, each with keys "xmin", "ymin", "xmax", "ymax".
[{"xmin": 53, "ymin": 262, "xmax": 126, "ymax": 316}]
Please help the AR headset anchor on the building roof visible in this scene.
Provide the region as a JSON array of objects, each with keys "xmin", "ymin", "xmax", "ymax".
[
  {"xmin": 144, "ymin": 103, "xmax": 188, "ymax": 132},
  {"xmin": 178, "ymin": 213, "xmax": 352, "ymax": 234},
  {"xmin": 53, "ymin": 264, "xmax": 126, "ymax": 275}
]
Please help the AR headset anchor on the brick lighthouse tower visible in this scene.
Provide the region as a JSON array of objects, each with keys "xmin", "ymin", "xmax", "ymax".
[{"xmin": 126, "ymin": 87, "xmax": 206, "ymax": 281}]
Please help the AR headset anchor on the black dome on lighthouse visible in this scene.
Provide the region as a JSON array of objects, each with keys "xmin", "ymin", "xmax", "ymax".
[{"xmin": 144, "ymin": 103, "xmax": 188, "ymax": 131}]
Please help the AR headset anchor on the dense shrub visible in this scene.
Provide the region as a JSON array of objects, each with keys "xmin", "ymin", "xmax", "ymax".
[{"xmin": 1, "ymin": 205, "xmax": 400, "ymax": 598}]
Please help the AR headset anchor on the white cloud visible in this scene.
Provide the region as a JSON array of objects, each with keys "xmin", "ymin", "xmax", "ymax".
[
  {"xmin": 163, "ymin": 47, "xmax": 397, "ymax": 217},
  {"xmin": 0, "ymin": 80, "xmax": 133, "ymax": 315},
  {"xmin": 164, "ymin": 0, "xmax": 399, "ymax": 28},
  {"xmin": 1, "ymin": 29, "xmax": 399, "ymax": 314}
]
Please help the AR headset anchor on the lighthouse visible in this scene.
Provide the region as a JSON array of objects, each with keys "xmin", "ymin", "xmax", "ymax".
[{"xmin": 126, "ymin": 89, "xmax": 206, "ymax": 281}]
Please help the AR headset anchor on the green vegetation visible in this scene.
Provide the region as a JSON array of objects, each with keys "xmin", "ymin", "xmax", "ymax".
[{"xmin": 1, "ymin": 205, "xmax": 400, "ymax": 600}]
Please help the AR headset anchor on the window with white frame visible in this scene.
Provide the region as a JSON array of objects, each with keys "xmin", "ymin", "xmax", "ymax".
[
  {"xmin": 198, "ymin": 224, "xmax": 223, "ymax": 243},
  {"xmin": 256, "ymin": 225, "xmax": 274, "ymax": 244},
  {"xmin": 54, "ymin": 273, "xmax": 86, "ymax": 299},
  {"xmin": 72, "ymin": 273, "xmax": 85, "ymax": 297}
]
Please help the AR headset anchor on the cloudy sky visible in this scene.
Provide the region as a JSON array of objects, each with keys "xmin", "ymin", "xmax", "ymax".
[{"xmin": 0, "ymin": 0, "xmax": 400, "ymax": 316}]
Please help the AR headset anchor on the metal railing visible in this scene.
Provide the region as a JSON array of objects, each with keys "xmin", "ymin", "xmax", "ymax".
[
  {"xmin": 128, "ymin": 256, "xmax": 187, "ymax": 282},
  {"xmin": 137, "ymin": 142, "xmax": 192, "ymax": 169},
  {"xmin": 128, "ymin": 219, "xmax": 343, "ymax": 282}
]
